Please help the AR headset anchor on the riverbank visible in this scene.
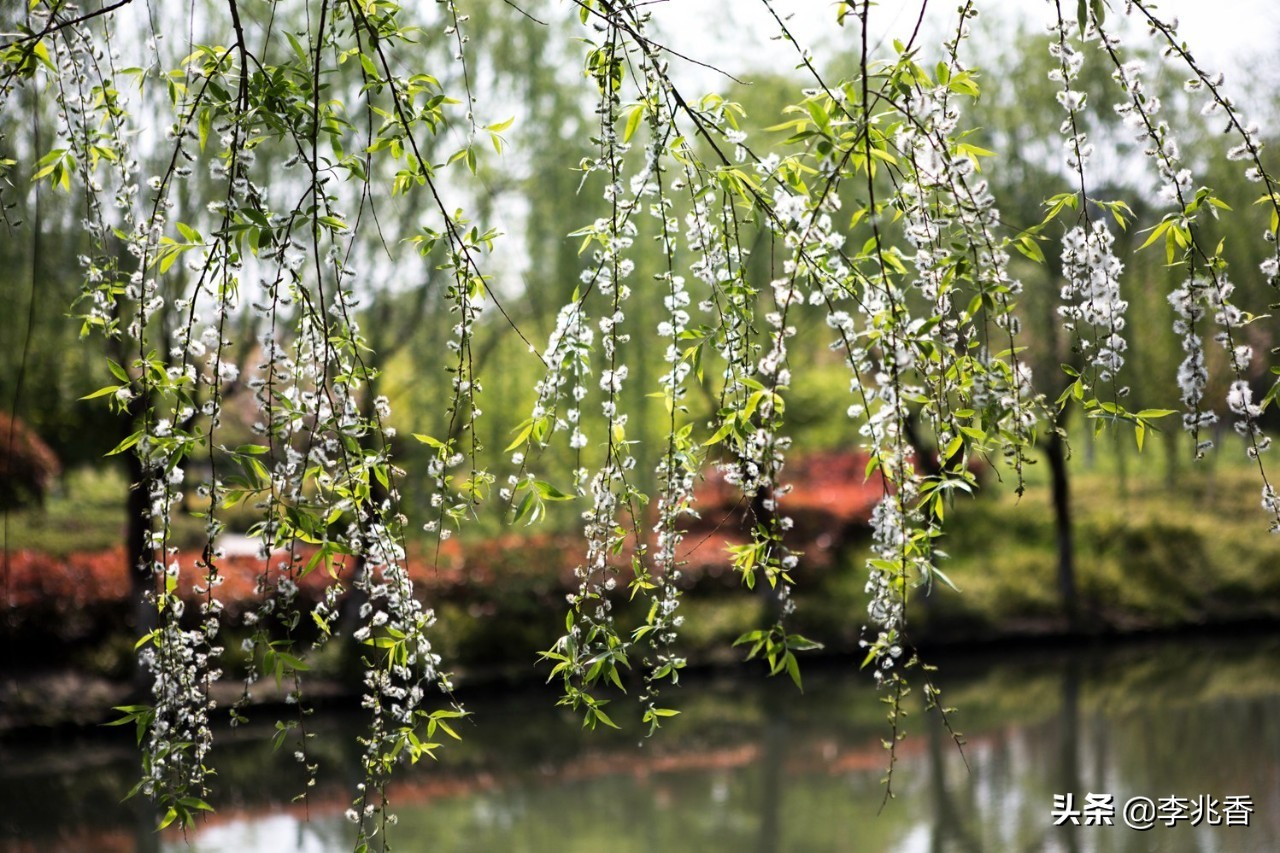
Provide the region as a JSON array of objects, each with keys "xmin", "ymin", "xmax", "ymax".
[{"xmin": 4, "ymin": 455, "xmax": 1280, "ymax": 733}]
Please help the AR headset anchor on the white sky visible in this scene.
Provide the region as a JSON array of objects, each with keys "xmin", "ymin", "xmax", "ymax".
[{"xmin": 659, "ymin": 1, "xmax": 1279, "ymax": 91}]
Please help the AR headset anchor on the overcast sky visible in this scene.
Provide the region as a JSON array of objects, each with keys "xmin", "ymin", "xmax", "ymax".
[{"xmin": 660, "ymin": 0, "xmax": 1279, "ymax": 94}]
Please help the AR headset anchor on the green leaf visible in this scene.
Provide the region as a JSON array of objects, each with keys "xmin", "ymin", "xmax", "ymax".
[
  {"xmin": 533, "ymin": 480, "xmax": 575, "ymax": 501},
  {"xmin": 106, "ymin": 429, "xmax": 143, "ymax": 456},
  {"xmin": 1137, "ymin": 219, "xmax": 1171, "ymax": 252},
  {"xmin": 785, "ymin": 653, "xmax": 803, "ymax": 691},
  {"xmin": 623, "ymin": 104, "xmax": 644, "ymax": 143},
  {"xmin": 591, "ymin": 706, "xmax": 620, "ymax": 729},
  {"xmin": 703, "ymin": 417, "xmax": 737, "ymax": 447},
  {"xmin": 1014, "ymin": 234, "xmax": 1046, "ymax": 264},
  {"xmin": 514, "ymin": 488, "xmax": 539, "ymax": 525},
  {"xmin": 930, "ymin": 565, "xmax": 961, "ymax": 593},
  {"xmin": 505, "ymin": 420, "xmax": 534, "ymax": 453},
  {"xmin": 81, "ymin": 384, "xmax": 122, "ymax": 400},
  {"xmin": 787, "ymin": 634, "xmax": 824, "ymax": 652}
]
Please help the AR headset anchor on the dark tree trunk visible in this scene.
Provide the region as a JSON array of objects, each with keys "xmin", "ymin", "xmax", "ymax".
[
  {"xmin": 902, "ymin": 412, "xmax": 945, "ymax": 620},
  {"xmin": 750, "ymin": 486, "xmax": 786, "ymax": 625},
  {"xmin": 902, "ymin": 413, "xmax": 942, "ymax": 480},
  {"xmin": 1057, "ymin": 656, "xmax": 1083, "ymax": 853},
  {"xmin": 1044, "ymin": 428, "xmax": 1078, "ymax": 631},
  {"xmin": 123, "ymin": 412, "xmax": 156, "ymax": 696},
  {"xmin": 334, "ymin": 390, "xmax": 390, "ymax": 681},
  {"xmin": 755, "ymin": 683, "xmax": 787, "ymax": 853}
]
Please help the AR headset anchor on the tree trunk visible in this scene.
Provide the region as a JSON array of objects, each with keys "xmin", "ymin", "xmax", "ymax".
[
  {"xmin": 750, "ymin": 486, "xmax": 786, "ymax": 625},
  {"xmin": 1162, "ymin": 422, "xmax": 1179, "ymax": 488},
  {"xmin": 901, "ymin": 413, "xmax": 941, "ymax": 619},
  {"xmin": 124, "ymin": 413, "xmax": 156, "ymax": 696},
  {"xmin": 1044, "ymin": 428, "xmax": 1078, "ymax": 632},
  {"xmin": 1057, "ymin": 656, "xmax": 1083, "ymax": 853},
  {"xmin": 334, "ymin": 390, "xmax": 390, "ymax": 681}
]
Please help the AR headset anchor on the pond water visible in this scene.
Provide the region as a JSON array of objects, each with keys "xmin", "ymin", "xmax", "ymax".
[{"xmin": 2, "ymin": 633, "xmax": 1278, "ymax": 852}]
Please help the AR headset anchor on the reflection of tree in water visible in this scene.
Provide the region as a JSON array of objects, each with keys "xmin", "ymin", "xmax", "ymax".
[
  {"xmin": 756, "ymin": 683, "xmax": 786, "ymax": 853},
  {"xmin": 6, "ymin": 638, "xmax": 1280, "ymax": 850},
  {"xmin": 927, "ymin": 699, "xmax": 983, "ymax": 853},
  {"xmin": 1057, "ymin": 656, "xmax": 1082, "ymax": 853}
]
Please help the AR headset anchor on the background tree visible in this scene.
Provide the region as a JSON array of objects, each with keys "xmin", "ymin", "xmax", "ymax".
[{"xmin": 5, "ymin": 0, "xmax": 1280, "ymax": 845}]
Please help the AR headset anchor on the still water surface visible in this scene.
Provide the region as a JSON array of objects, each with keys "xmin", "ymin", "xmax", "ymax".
[{"xmin": 2, "ymin": 634, "xmax": 1278, "ymax": 852}]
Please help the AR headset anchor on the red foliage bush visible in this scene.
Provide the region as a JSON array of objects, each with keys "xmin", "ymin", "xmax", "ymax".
[{"xmin": 1, "ymin": 450, "xmax": 898, "ymax": 642}]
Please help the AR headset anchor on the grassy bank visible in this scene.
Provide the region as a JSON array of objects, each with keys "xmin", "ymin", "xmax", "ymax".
[
  {"xmin": 791, "ymin": 440, "xmax": 1280, "ymax": 653},
  {"xmin": 4, "ymin": 439, "xmax": 1280, "ymax": 695}
]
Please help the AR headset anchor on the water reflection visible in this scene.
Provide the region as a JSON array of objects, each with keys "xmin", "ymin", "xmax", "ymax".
[{"xmin": 2, "ymin": 634, "xmax": 1278, "ymax": 852}]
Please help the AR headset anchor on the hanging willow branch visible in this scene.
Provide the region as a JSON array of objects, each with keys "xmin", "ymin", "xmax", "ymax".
[{"xmin": 3, "ymin": 0, "xmax": 1280, "ymax": 842}]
